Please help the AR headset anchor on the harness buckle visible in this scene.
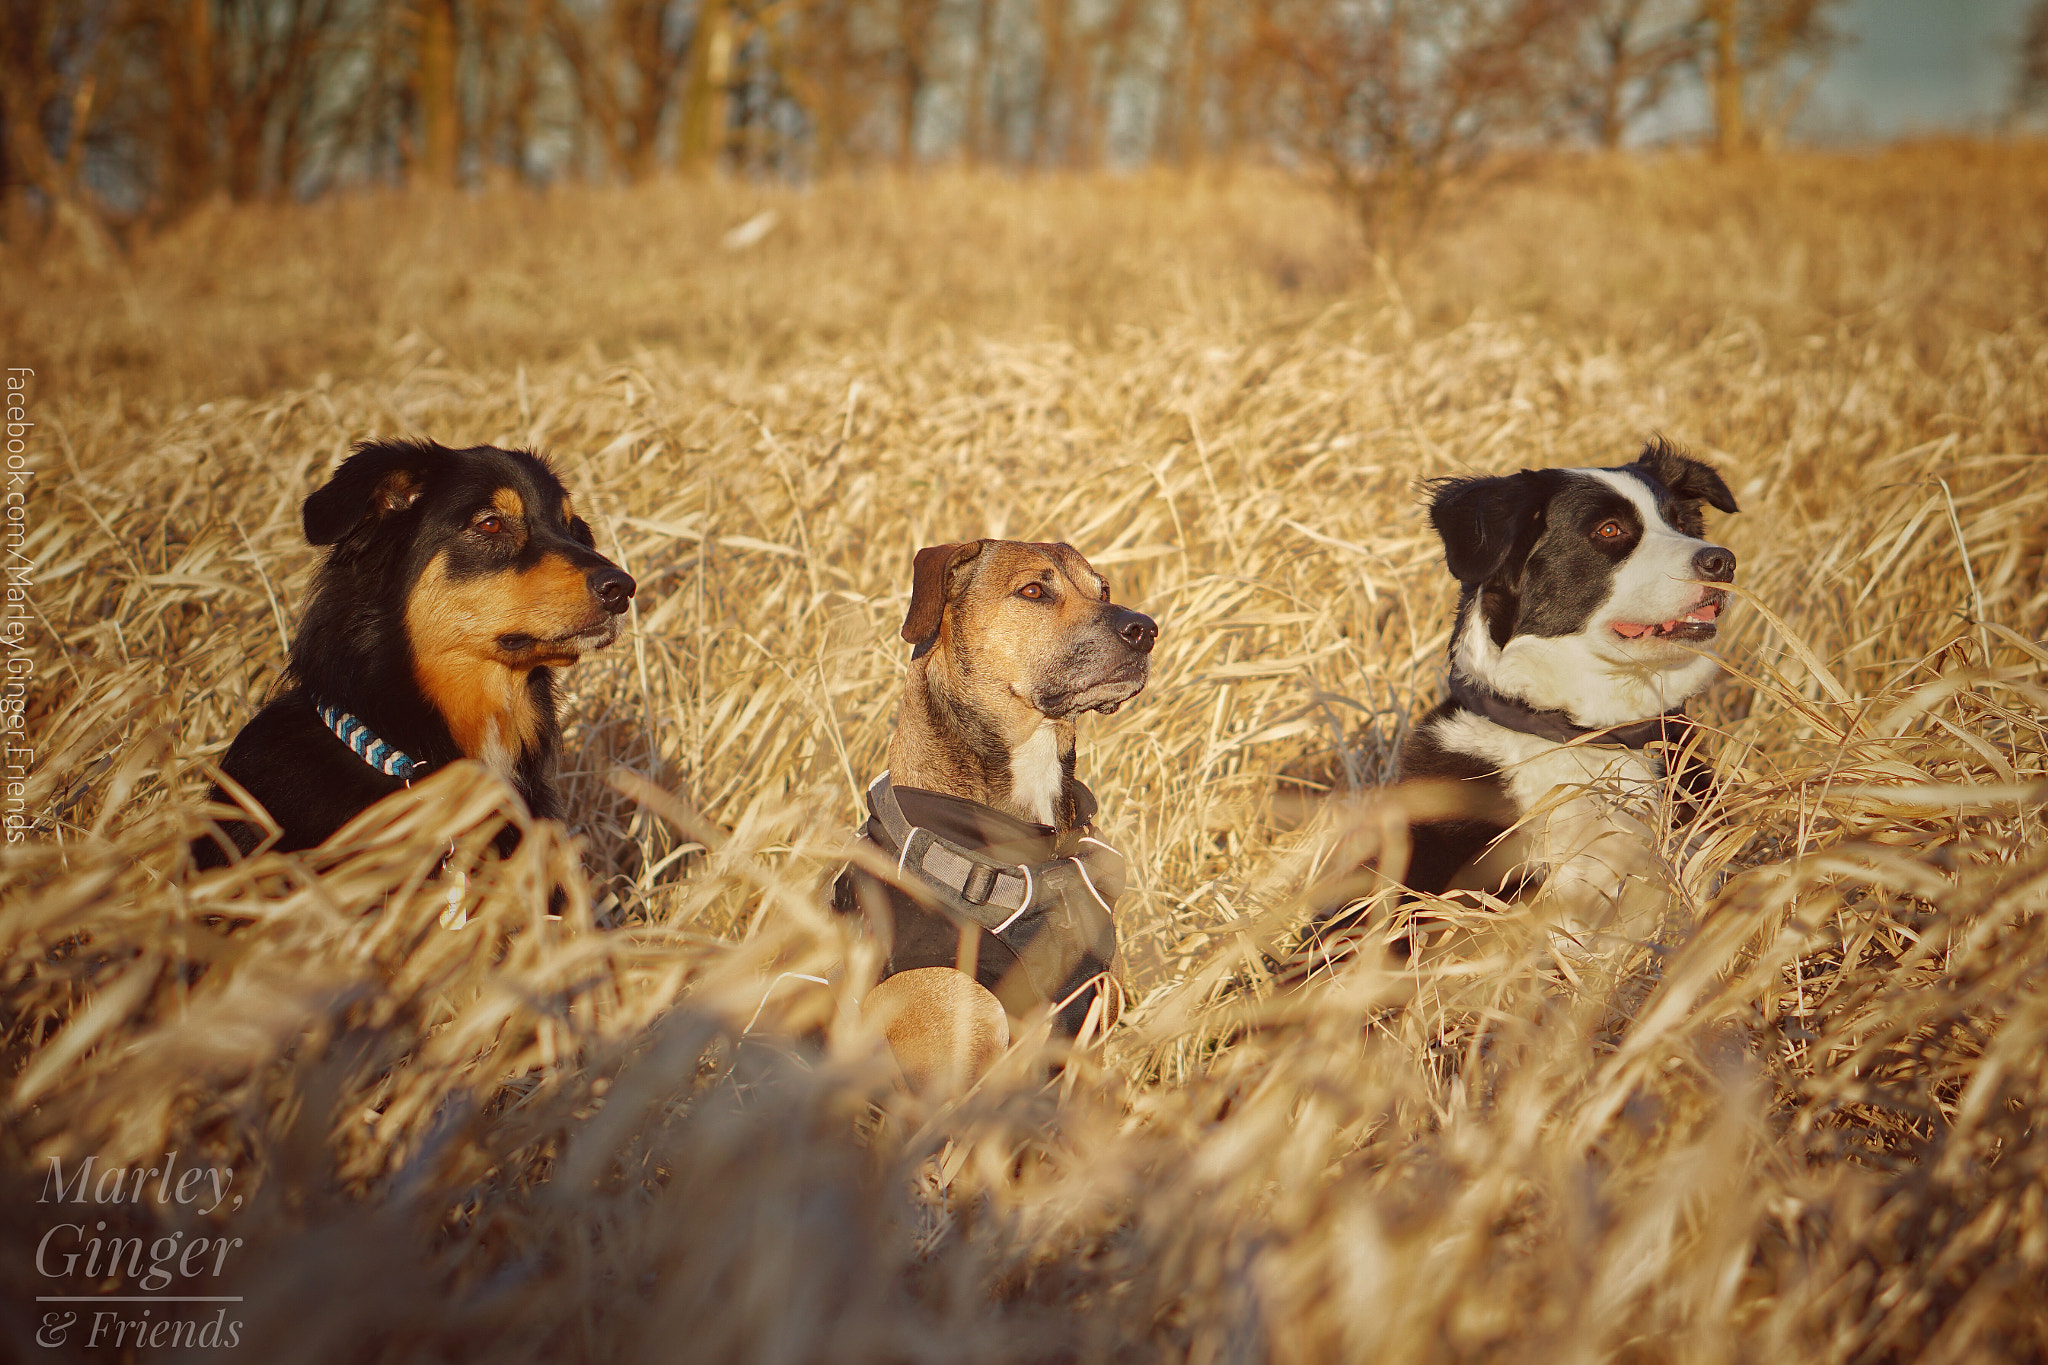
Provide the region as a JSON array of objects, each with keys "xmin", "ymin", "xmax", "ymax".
[{"xmin": 961, "ymin": 862, "xmax": 997, "ymax": 905}]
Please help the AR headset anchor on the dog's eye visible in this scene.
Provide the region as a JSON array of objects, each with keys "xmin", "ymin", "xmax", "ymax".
[
  {"xmin": 1018, "ymin": 582, "xmax": 1047, "ymax": 600},
  {"xmin": 1594, "ymin": 519, "xmax": 1628, "ymax": 541},
  {"xmin": 475, "ymin": 514, "xmax": 505, "ymax": 535}
]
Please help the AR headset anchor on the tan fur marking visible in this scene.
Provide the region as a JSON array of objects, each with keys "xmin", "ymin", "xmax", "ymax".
[
  {"xmin": 506, "ymin": 554, "xmax": 599, "ymax": 657},
  {"xmin": 410, "ymin": 644, "xmax": 543, "ymax": 772},
  {"xmin": 405, "ymin": 548, "xmax": 605, "ymax": 768}
]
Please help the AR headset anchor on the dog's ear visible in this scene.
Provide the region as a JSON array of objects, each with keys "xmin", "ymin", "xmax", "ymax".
[
  {"xmin": 1426, "ymin": 473, "xmax": 1539, "ymax": 585},
  {"xmin": 1634, "ymin": 438, "xmax": 1738, "ymax": 515},
  {"xmin": 902, "ymin": 541, "xmax": 986, "ymax": 656},
  {"xmin": 302, "ymin": 440, "xmax": 442, "ymax": 546}
]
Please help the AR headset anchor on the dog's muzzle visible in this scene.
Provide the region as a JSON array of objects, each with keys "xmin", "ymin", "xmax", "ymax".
[
  {"xmin": 1081, "ymin": 608, "xmax": 1158, "ymax": 713},
  {"xmin": 1031, "ymin": 607, "xmax": 1159, "ymax": 716}
]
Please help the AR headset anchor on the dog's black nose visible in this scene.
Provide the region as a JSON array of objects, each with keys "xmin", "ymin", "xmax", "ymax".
[
  {"xmin": 1112, "ymin": 608, "xmax": 1158, "ymax": 654},
  {"xmin": 1692, "ymin": 546, "xmax": 1736, "ymax": 582},
  {"xmin": 591, "ymin": 567, "xmax": 637, "ymax": 614}
]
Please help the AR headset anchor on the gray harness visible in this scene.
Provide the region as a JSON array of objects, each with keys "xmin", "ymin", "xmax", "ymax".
[{"xmin": 847, "ymin": 772, "xmax": 1123, "ymax": 1027}]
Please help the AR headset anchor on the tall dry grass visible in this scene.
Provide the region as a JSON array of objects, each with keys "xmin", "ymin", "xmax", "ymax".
[{"xmin": 3, "ymin": 145, "xmax": 2046, "ymax": 1362}]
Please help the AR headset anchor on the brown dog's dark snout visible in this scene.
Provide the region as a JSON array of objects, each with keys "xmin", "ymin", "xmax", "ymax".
[
  {"xmin": 1691, "ymin": 545, "xmax": 1736, "ymax": 583},
  {"xmin": 1111, "ymin": 607, "xmax": 1158, "ymax": 654},
  {"xmin": 590, "ymin": 565, "xmax": 636, "ymax": 614}
]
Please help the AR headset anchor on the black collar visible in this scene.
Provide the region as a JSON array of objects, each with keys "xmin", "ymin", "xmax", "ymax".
[{"xmin": 1447, "ymin": 672, "xmax": 1688, "ymax": 750}]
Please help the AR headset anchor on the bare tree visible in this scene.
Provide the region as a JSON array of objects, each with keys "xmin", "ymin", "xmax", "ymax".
[
  {"xmin": 415, "ymin": 0, "xmax": 461, "ymax": 182},
  {"xmin": 1171, "ymin": 0, "xmax": 1208, "ymax": 164},
  {"xmin": 1026, "ymin": 0, "xmax": 1066, "ymax": 162},
  {"xmin": 471, "ymin": 0, "xmax": 551, "ymax": 180},
  {"xmin": 6, "ymin": 0, "xmax": 350, "ymax": 230},
  {"xmin": 963, "ymin": 0, "xmax": 996, "ymax": 159},
  {"xmin": 785, "ymin": 0, "xmax": 856, "ymax": 170},
  {"xmin": 1211, "ymin": 0, "xmax": 1275, "ymax": 165},
  {"xmin": 2015, "ymin": 0, "xmax": 2048, "ymax": 120},
  {"xmin": 222, "ymin": 0, "xmax": 352, "ymax": 196},
  {"xmin": 5, "ymin": 0, "xmax": 1765, "ymax": 243},
  {"xmin": 126, "ymin": 0, "xmax": 362, "ymax": 205},
  {"xmin": 1254, "ymin": 0, "xmax": 1580, "ymax": 253},
  {"xmin": 155, "ymin": 0, "xmax": 217, "ymax": 209},
  {"xmin": 893, "ymin": 0, "xmax": 941, "ymax": 162},
  {"xmin": 675, "ymin": 0, "xmax": 733, "ymax": 171},
  {"xmin": 1566, "ymin": 0, "xmax": 1700, "ymax": 148},
  {"xmin": 552, "ymin": 0, "xmax": 698, "ymax": 179},
  {"xmin": 1071, "ymin": 0, "xmax": 1144, "ymax": 167},
  {"xmin": 0, "ymin": 0, "xmax": 119, "ymax": 258},
  {"xmin": 1700, "ymin": 0, "xmax": 1845, "ymax": 155}
]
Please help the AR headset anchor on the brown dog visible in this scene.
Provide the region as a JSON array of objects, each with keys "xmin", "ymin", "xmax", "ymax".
[{"xmin": 835, "ymin": 540, "xmax": 1158, "ymax": 1089}]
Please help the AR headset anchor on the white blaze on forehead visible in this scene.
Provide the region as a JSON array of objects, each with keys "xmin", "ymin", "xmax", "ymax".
[{"xmin": 1579, "ymin": 468, "xmax": 1687, "ymax": 536}]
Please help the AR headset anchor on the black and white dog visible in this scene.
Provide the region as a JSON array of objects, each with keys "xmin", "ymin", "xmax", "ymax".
[{"xmin": 1380, "ymin": 439, "xmax": 1740, "ymax": 952}]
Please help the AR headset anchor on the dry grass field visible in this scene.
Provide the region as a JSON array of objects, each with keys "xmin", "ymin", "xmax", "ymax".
[{"xmin": 3, "ymin": 144, "xmax": 2047, "ymax": 1362}]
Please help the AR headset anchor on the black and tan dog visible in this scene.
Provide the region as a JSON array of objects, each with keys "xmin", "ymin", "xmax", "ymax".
[
  {"xmin": 834, "ymin": 540, "xmax": 1157, "ymax": 1089},
  {"xmin": 192, "ymin": 438, "xmax": 634, "ymax": 867}
]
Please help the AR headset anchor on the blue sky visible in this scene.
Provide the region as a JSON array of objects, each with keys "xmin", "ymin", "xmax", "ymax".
[{"xmin": 1803, "ymin": 0, "xmax": 2039, "ymax": 137}]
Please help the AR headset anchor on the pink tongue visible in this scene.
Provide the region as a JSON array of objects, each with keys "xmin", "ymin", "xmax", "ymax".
[{"xmin": 1616, "ymin": 598, "xmax": 1721, "ymax": 638}]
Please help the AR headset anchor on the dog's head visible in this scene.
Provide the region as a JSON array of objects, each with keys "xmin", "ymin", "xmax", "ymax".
[
  {"xmin": 900, "ymin": 540, "xmax": 1157, "ymax": 720},
  {"xmin": 1425, "ymin": 439, "xmax": 1739, "ymax": 723},
  {"xmin": 302, "ymin": 439, "xmax": 636, "ymax": 675}
]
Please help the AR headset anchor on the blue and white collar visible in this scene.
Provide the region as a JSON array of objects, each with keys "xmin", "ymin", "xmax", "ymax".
[{"xmin": 316, "ymin": 702, "xmax": 426, "ymax": 781}]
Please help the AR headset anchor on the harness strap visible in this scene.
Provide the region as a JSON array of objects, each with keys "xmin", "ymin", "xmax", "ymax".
[
  {"xmin": 863, "ymin": 772, "xmax": 1120, "ymax": 942},
  {"xmin": 893, "ymin": 825, "xmax": 1034, "ymax": 920}
]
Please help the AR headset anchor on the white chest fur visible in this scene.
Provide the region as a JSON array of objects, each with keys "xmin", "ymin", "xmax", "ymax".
[
  {"xmin": 1009, "ymin": 721, "xmax": 1063, "ymax": 825},
  {"xmin": 476, "ymin": 715, "xmax": 518, "ymax": 785},
  {"xmin": 1432, "ymin": 710, "xmax": 1674, "ymax": 954}
]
